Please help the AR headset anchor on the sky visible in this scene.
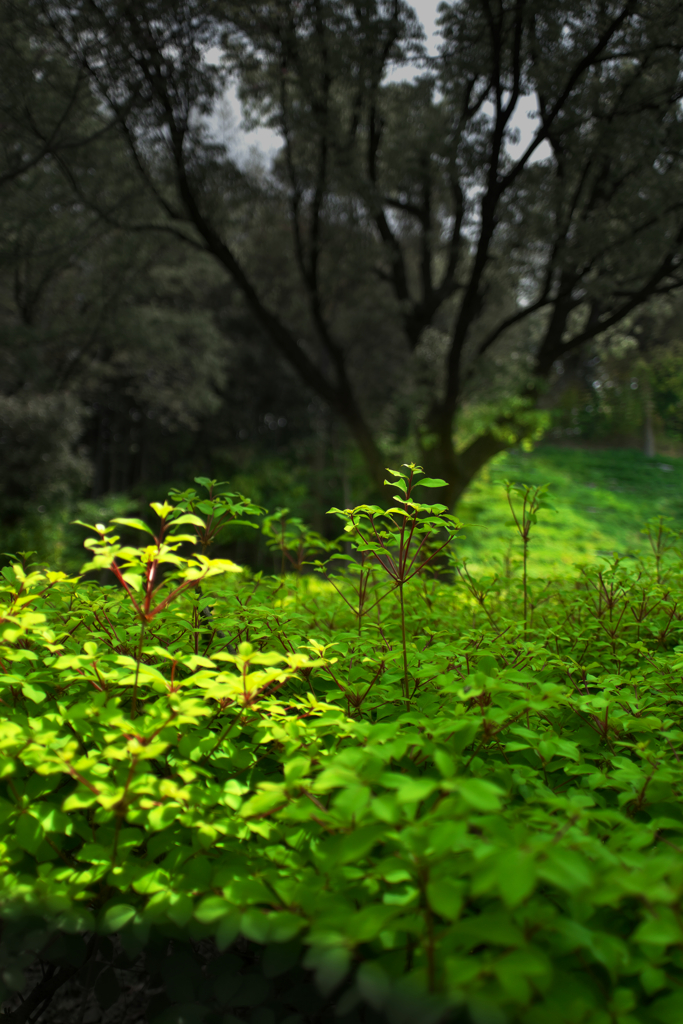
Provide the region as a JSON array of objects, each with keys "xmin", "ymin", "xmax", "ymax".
[
  {"xmin": 227, "ymin": 0, "xmax": 441, "ymax": 160},
  {"xmin": 412, "ymin": 0, "xmax": 442, "ymax": 54},
  {"xmin": 226, "ymin": 0, "xmax": 547, "ymax": 165}
]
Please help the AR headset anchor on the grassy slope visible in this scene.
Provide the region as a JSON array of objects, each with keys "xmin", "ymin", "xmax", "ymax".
[{"xmin": 456, "ymin": 444, "xmax": 683, "ymax": 575}]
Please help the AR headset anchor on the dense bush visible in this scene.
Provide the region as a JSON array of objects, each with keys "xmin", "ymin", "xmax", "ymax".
[{"xmin": 1, "ymin": 469, "xmax": 683, "ymax": 1024}]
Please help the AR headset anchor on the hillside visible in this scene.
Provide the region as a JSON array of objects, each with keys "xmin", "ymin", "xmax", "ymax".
[{"xmin": 456, "ymin": 444, "xmax": 683, "ymax": 574}]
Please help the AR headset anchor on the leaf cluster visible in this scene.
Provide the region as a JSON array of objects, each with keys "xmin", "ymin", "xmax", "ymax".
[{"xmin": 2, "ymin": 477, "xmax": 683, "ymax": 1022}]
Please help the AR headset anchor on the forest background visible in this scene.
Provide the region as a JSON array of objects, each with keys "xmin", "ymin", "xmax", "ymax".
[{"xmin": 2, "ymin": 0, "xmax": 683, "ymax": 568}]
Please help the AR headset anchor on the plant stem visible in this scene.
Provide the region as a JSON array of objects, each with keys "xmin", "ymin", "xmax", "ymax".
[
  {"xmin": 528, "ymin": 536, "xmax": 532, "ymax": 630},
  {"xmin": 132, "ymin": 622, "xmax": 145, "ymax": 719},
  {"xmin": 399, "ymin": 582, "xmax": 409, "ymax": 703},
  {"xmin": 358, "ymin": 559, "xmax": 368, "ymax": 635}
]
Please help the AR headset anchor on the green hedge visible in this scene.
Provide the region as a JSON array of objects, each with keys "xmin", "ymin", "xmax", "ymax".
[{"xmin": 1, "ymin": 470, "xmax": 683, "ymax": 1024}]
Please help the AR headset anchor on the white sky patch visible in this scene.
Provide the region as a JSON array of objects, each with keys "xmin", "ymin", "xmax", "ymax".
[
  {"xmin": 212, "ymin": 1, "xmax": 551, "ymax": 167},
  {"xmin": 205, "ymin": 45, "xmax": 282, "ymax": 166},
  {"xmin": 395, "ymin": 0, "xmax": 552, "ymax": 164},
  {"xmin": 218, "ymin": 84, "xmax": 283, "ymax": 168},
  {"xmin": 413, "ymin": 0, "xmax": 442, "ymax": 57},
  {"xmin": 504, "ymin": 94, "xmax": 553, "ymax": 164}
]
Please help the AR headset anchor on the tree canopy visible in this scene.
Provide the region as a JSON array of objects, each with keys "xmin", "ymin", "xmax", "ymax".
[{"xmin": 4, "ymin": 0, "xmax": 683, "ymax": 506}]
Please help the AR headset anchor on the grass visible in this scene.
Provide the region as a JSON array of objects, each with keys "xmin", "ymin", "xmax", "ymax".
[{"xmin": 456, "ymin": 443, "xmax": 683, "ymax": 575}]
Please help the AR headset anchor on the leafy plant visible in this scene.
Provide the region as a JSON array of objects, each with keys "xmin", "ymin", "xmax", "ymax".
[
  {"xmin": 329, "ymin": 465, "xmax": 461, "ymax": 700},
  {"xmin": 168, "ymin": 477, "xmax": 265, "ymax": 555},
  {"xmin": 642, "ymin": 515, "xmax": 680, "ymax": 584},
  {"xmin": 262, "ymin": 509, "xmax": 338, "ymax": 577},
  {"xmin": 504, "ymin": 481, "xmax": 554, "ymax": 629},
  {"xmin": 2, "ymin": 470, "xmax": 683, "ymax": 1024},
  {"xmin": 76, "ymin": 500, "xmax": 241, "ymax": 716}
]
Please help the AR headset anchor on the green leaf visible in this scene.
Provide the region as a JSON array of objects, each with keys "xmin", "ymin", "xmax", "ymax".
[
  {"xmin": 239, "ymin": 789, "xmax": 286, "ymax": 818},
  {"xmin": 641, "ymin": 967, "xmax": 667, "ymax": 995},
  {"xmin": 649, "ymin": 991, "xmax": 683, "ymax": 1024},
  {"xmin": 426, "ymin": 878, "xmax": 463, "ymax": 921},
  {"xmin": 101, "ymin": 904, "xmax": 137, "ymax": 934},
  {"xmin": 346, "ymin": 905, "xmax": 398, "ymax": 943},
  {"xmin": 633, "ymin": 909, "xmax": 683, "ymax": 947},
  {"xmin": 195, "ymin": 896, "xmax": 231, "ymax": 924},
  {"xmin": 456, "ymin": 778, "xmax": 503, "ymax": 811},
  {"xmin": 537, "ymin": 849, "xmax": 593, "ymax": 894},
  {"xmin": 166, "ymin": 894, "xmax": 194, "ymax": 927},
  {"xmin": 304, "ymin": 944, "xmax": 351, "ymax": 996},
  {"xmin": 493, "ymin": 948, "xmax": 550, "ymax": 1004},
  {"xmin": 412, "ymin": 477, "xmax": 448, "ymax": 488},
  {"xmin": 497, "ymin": 851, "xmax": 536, "ymax": 908},
  {"xmin": 357, "ymin": 961, "xmax": 391, "ymax": 1011},
  {"xmin": 170, "ymin": 514, "xmax": 205, "ymax": 528},
  {"xmin": 370, "ymin": 795, "xmax": 400, "ymax": 824},
  {"xmin": 268, "ymin": 912, "xmax": 305, "ymax": 943},
  {"xmin": 215, "ymin": 914, "xmax": 241, "ymax": 952},
  {"xmin": 111, "ymin": 518, "xmax": 154, "ymax": 535},
  {"xmin": 241, "ymin": 909, "xmax": 271, "ymax": 944},
  {"xmin": 396, "ymin": 777, "xmax": 437, "ymax": 803},
  {"xmin": 21, "ymin": 682, "xmax": 46, "ymax": 703},
  {"xmin": 15, "ymin": 813, "xmax": 44, "ymax": 854},
  {"xmin": 434, "ymin": 750, "xmax": 457, "ymax": 779},
  {"xmin": 325, "ymin": 825, "xmax": 385, "ymax": 866}
]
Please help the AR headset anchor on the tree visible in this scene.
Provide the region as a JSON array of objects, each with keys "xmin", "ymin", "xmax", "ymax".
[
  {"xmin": 545, "ymin": 294, "xmax": 683, "ymax": 456},
  {"xmin": 0, "ymin": 0, "xmax": 119, "ymax": 186},
  {"xmin": 29, "ymin": 0, "xmax": 683, "ymax": 505},
  {"xmin": 0, "ymin": 50, "xmax": 232, "ymax": 513},
  {"xmin": 0, "ymin": 161, "xmax": 234, "ymax": 503}
]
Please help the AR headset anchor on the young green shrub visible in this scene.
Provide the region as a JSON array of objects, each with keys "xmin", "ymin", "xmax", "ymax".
[
  {"xmin": 329, "ymin": 464, "xmax": 461, "ymax": 701},
  {"xmin": 2, "ymin": 472, "xmax": 683, "ymax": 1024},
  {"xmin": 504, "ymin": 481, "xmax": 555, "ymax": 630},
  {"xmin": 168, "ymin": 476, "xmax": 265, "ymax": 555}
]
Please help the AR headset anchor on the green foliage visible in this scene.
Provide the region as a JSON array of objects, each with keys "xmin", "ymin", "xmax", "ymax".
[
  {"xmin": 329, "ymin": 464, "xmax": 461, "ymax": 700},
  {"xmin": 503, "ymin": 482, "xmax": 555, "ymax": 628},
  {"xmin": 651, "ymin": 340, "xmax": 683, "ymax": 439},
  {"xmin": 168, "ymin": 478, "xmax": 265, "ymax": 554},
  {"xmin": 262, "ymin": 509, "xmax": 337, "ymax": 576},
  {"xmin": 547, "ymin": 296, "xmax": 683, "ymax": 452},
  {"xmin": 3, "ymin": 471, "xmax": 683, "ymax": 1022},
  {"xmin": 458, "ymin": 446, "xmax": 683, "ymax": 575}
]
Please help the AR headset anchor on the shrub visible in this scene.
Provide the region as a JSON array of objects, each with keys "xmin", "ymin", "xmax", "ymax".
[{"xmin": 1, "ymin": 469, "xmax": 683, "ymax": 1024}]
